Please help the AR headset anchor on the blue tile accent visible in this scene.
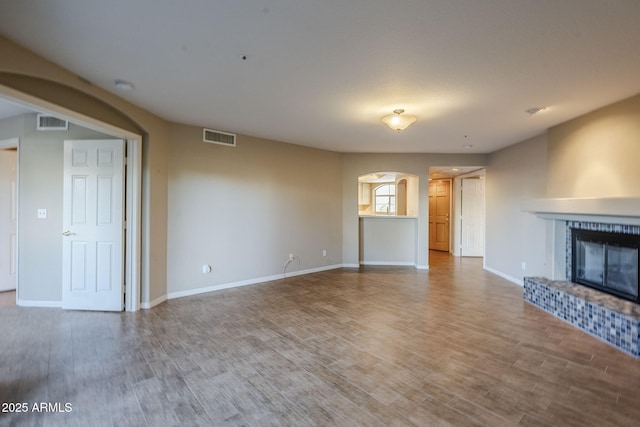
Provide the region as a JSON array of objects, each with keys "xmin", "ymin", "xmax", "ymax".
[{"xmin": 524, "ymin": 277, "xmax": 640, "ymax": 358}]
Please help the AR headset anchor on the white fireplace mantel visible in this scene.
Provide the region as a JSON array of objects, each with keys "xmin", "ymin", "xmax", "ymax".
[{"xmin": 522, "ymin": 197, "xmax": 640, "ymax": 225}]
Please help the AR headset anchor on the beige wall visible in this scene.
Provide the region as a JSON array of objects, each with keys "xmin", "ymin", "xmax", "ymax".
[
  {"xmin": 0, "ymin": 36, "xmax": 169, "ymax": 305},
  {"xmin": 166, "ymin": 124, "xmax": 343, "ymax": 295},
  {"xmin": 546, "ymin": 94, "xmax": 640, "ymax": 198},
  {"xmin": 485, "ymin": 133, "xmax": 548, "ymax": 283},
  {"xmin": 359, "ymin": 217, "xmax": 416, "ymax": 264}
]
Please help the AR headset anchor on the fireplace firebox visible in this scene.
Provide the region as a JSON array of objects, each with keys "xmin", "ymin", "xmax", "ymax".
[{"xmin": 571, "ymin": 228, "xmax": 640, "ymax": 303}]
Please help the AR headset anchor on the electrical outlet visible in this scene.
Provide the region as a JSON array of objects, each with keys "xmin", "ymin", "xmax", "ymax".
[
  {"xmin": 322, "ymin": 249, "xmax": 327, "ymax": 257},
  {"xmin": 289, "ymin": 253, "xmax": 294, "ymax": 261},
  {"xmin": 37, "ymin": 208, "xmax": 47, "ymax": 219},
  {"xmin": 521, "ymin": 262, "xmax": 526, "ymax": 270}
]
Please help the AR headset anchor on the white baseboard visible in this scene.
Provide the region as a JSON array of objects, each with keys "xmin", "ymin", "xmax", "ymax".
[
  {"xmin": 16, "ymin": 297, "xmax": 166, "ymax": 311},
  {"xmin": 283, "ymin": 263, "xmax": 344, "ymax": 278},
  {"xmin": 342, "ymin": 263, "xmax": 360, "ymax": 268},
  {"xmin": 359, "ymin": 261, "xmax": 416, "ymax": 266},
  {"xmin": 17, "ymin": 299, "xmax": 61, "ymax": 308},
  {"xmin": 359, "ymin": 261, "xmax": 428, "ymax": 270},
  {"xmin": 140, "ymin": 294, "xmax": 167, "ymax": 309},
  {"xmin": 483, "ymin": 266, "xmax": 523, "ymax": 286},
  {"xmin": 167, "ymin": 264, "xmax": 344, "ymax": 300}
]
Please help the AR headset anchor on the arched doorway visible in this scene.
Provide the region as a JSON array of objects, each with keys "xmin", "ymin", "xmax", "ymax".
[{"xmin": 0, "ymin": 83, "xmax": 143, "ymax": 311}]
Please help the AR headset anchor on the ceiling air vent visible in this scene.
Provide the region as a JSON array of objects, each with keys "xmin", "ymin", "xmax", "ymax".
[
  {"xmin": 36, "ymin": 114, "xmax": 69, "ymax": 131},
  {"xmin": 203, "ymin": 128, "xmax": 236, "ymax": 147}
]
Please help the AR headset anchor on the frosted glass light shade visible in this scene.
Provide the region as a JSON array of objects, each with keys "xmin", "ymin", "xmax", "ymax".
[{"xmin": 382, "ymin": 109, "xmax": 416, "ymax": 131}]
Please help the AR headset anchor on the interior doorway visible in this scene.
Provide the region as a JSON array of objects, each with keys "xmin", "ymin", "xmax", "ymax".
[
  {"xmin": 0, "ymin": 89, "xmax": 142, "ymax": 312},
  {"xmin": 428, "ymin": 179, "xmax": 450, "ymax": 252},
  {"xmin": 0, "ymin": 138, "xmax": 17, "ymax": 296},
  {"xmin": 428, "ymin": 166, "xmax": 486, "ymax": 257}
]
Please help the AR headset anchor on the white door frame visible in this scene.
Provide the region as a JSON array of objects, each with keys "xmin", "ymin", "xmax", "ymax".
[{"xmin": 0, "ymin": 84, "xmax": 142, "ymax": 311}]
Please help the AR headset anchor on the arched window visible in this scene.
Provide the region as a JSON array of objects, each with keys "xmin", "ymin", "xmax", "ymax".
[{"xmin": 374, "ymin": 184, "xmax": 396, "ymax": 214}]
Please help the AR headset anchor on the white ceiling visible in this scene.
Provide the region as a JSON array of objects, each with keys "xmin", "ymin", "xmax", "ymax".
[{"xmin": 0, "ymin": 1, "xmax": 639, "ymax": 154}]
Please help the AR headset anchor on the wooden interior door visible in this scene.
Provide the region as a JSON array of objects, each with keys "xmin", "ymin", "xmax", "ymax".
[{"xmin": 429, "ymin": 180, "xmax": 450, "ymax": 252}]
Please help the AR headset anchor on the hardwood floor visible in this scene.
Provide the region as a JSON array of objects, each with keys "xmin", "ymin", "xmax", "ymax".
[
  {"xmin": 1, "ymin": 252, "xmax": 639, "ymax": 426},
  {"xmin": 0, "ymin": 290, "xmax": 15, "ymax": 307}
]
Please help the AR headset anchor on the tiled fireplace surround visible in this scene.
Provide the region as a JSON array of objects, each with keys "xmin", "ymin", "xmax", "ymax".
[{"xmin": 522, "ymin": 198, "xmax": 640, "ymax": 358}]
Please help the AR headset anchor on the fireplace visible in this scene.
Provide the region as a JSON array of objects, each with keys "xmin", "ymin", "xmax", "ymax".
[
  {"xmin": 521, "ymin": 198, "xmax": 640, "ymax": 358},
  {"xmin": 571, "ymin": 228, "xmax": 640, "ymax": 303}
]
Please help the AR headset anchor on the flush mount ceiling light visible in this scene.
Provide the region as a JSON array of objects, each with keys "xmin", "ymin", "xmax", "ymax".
[
  {"xmin": 382, "ymin": 109, "xmax": 417, "ymax": 132},
  {"xmin": 114, "ymin": 79, "xmax": 134, "ymax": 91}
]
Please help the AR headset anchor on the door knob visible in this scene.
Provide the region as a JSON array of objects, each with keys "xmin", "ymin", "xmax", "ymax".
[{"xmin": 62, "ymin": 230, "xmax": 76, "ymax": 236}]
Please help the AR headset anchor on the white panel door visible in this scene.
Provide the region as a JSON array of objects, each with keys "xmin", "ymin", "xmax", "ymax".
[
  {"xmin": 62, "ymin": 139, "xmax": 124, "ymax": 311},
  {"xmin": 0, "ymin": 149, "xmax": 17, "ymax": 292},
  {"xmin": 460, "ymin": 177, "xmax": 485, "ymax": 257}
]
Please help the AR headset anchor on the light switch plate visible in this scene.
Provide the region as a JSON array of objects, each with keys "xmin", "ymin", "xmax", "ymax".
[{"xmin": 37, "ymin": 208, "xmax": 47, "ymax": 219}]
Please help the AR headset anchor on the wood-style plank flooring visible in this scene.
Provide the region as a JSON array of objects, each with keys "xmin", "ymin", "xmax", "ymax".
[
  {"xmin": 1, "ymin": 251, "xmax": 639, "ymax": 426},
  {"xmin": 0, "ymin": 290, "xmax": 15, "ymax": 307}
]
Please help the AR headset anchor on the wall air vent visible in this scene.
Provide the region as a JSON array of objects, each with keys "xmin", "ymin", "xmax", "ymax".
[
  {"xmin": 36, "ymin": 114, "xmax": 69, "ymax": 131},
  {"xmin": 203, "ymin": 128, "xmax": 236, "ymax": 147}
]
